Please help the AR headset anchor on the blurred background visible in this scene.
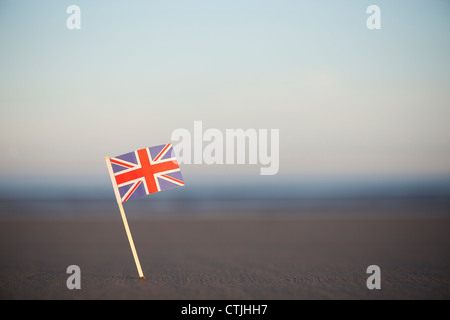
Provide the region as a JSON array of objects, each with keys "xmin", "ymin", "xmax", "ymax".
[{"xmin": 1, "ymin": 0, "xmax": 449, "ymax": 219}]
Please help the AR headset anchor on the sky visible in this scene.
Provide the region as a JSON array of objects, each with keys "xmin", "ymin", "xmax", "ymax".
[{"xmin": 0, "ymin": 0, "xmax": 449, "ymax": 188}]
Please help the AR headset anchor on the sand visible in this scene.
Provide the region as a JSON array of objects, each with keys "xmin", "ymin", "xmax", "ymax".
[{"xmin": 0, "ymin": 217, "xmax": 449, "ymax": 299}]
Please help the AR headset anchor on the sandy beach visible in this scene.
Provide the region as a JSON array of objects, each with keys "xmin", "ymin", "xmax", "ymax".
[{"xmin": 0, "ymin": 216, "xmax": 449, "ymax": 299}]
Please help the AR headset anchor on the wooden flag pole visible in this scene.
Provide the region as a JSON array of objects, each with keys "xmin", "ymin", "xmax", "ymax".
[{"xmin": 105, "ymin": 156, "xmax": 145, "ymax": 280}]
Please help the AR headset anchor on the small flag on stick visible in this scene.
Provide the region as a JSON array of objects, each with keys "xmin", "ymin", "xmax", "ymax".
[{"xmin": 105, "ymin": 143, "xmax": 184, "ymax": 279}]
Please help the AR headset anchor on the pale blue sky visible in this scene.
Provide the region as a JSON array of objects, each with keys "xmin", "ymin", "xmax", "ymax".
[{"xmin": 0, "ymin": 0, "xmax": 449, "ymax": 184}]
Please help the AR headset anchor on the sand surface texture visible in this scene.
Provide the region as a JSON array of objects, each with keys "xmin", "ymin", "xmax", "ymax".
[{"xmin": 0, "ymin": 218, "xmax": 449, "ymax": 299}]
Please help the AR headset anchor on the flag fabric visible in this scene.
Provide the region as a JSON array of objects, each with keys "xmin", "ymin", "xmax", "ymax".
[{"xmin": 107, "ymin": 144, "xmax": 184, "ymax": 203}]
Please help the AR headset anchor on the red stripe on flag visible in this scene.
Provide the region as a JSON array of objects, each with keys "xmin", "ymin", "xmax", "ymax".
[
  {"xmin": 123, "ymin": 180, "xmax": 142, "ymax": 202},
  {"xmin": 154, "ymin": 144, "xmax": 171, "ymax": 162},
  {"xmin": 160, "ymin": 174, "xmax": 184, "ymax": 185},
  {"xmin": 111, "ymin": 158, "xmax": 134, "ymax": 168}
]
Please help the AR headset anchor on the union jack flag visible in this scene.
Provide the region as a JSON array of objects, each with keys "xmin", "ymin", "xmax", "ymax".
[{"xmin": 107, "ymin": 144, "xmax": 184, "ymax": 203}]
